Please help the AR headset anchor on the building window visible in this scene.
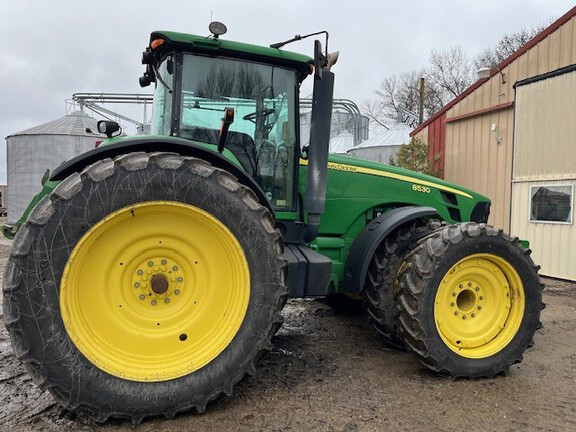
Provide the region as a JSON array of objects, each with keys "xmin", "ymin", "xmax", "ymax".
[{"xmin": 530, "ymin": 185, "xmax": 573, "ymax": 224}]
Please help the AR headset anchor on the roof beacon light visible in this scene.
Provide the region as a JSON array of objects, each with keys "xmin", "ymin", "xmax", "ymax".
[{"xmin": 209, "ymin": 21, "xmax": 227, "ymax": 39}]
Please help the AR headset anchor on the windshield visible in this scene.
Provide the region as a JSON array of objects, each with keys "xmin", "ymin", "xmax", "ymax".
[{"xmin": 177, "ymin": 54, "xmax": 298, "ymax": 211}]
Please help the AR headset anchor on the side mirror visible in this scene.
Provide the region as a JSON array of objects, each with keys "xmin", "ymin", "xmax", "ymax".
[{"xmin": 97, "ymin": 120, "xmax": 121, "ymax": 138}]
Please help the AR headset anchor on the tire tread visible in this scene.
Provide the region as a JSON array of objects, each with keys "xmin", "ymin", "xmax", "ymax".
[
  {"xmin": 396, "ymin": 222, "xmax": 544, "ymax": 378},
  {"xmin": 3, "ymin": 152, "xmax": 287, "ymax": 423}
]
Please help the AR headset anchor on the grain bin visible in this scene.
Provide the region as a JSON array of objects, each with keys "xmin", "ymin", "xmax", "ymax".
[
  {"xmin": 347, "ymin": 122, "xmax": 412, "ymax": 164},
  {"xmin": 5, "ymin": 111, "xmax": 106, "ymax": 225}
]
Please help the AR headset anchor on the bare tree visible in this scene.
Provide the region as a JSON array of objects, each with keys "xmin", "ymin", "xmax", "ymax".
[
  {"xmin": 196, "ymin": 64, "xmax": 236, "ymax": 98},
  {"xmin": 473, "ymin": 20, "xmax": 553, "ymax": 69},
  {"xmin": 427, "ymin": 46, "xmax": 474, "ymax": 99},
  {"xmin": 363, "ymin": 69, "xmax": 426, "ymax": 127},
  {"xmin": 196, "ymin": 63, "xmax": 265, "ymax": 99},
  {"xmin": 363, "ymin": 53, "xmax": 472, "ymax": 128},
  {"xmin": 364, "ymin": 19, "xmax": 555, "ymax": 127}
]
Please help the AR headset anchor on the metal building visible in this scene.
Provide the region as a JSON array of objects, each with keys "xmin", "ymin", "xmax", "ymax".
[
  {"xmin": 5, "ymin": 111, "xmax": 106, "ymax": 225},
  {"xmin": 347, "ymin": 122, "xmax": 411, "ymax": 164},
  {"xmin": 412, "ymin": 6, "xmax": 576, "ymax": 280}
]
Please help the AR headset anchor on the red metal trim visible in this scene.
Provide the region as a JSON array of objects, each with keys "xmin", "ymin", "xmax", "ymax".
[
  {"xmin": 446, "ymin": 102, "xmax": 514, "ymax": 123},
  {"xmin": 427, "ymin": 113, "xmax": 446, "ymax": 178}
]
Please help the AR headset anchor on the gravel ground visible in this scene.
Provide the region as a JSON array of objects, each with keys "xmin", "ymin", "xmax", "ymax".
[{"xmin": 1, "ymin": 227, "xmax": 575, "ymax": 432}]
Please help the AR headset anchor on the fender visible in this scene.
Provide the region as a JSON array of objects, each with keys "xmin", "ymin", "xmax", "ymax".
[
  {"xmin": 343, "ymin": 206, "xmax": 438, "ymax": 293},
  {"xmin": 50, "ymin": 136, "xmax": 274, "ymax": 215}
]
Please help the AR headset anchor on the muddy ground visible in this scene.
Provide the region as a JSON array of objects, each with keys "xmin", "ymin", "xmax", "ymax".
[{"xmin": 1, "ymin": 228, "xmax": 575, "ymax": 432}]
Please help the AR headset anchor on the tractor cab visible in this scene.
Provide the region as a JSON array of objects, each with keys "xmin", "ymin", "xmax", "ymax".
[{"xmin": 140, "ymin": 25, "xmax": 319, "ymax": 213}]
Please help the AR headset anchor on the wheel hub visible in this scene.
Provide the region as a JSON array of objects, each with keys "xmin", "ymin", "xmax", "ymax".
[
  {"xmin": 151, "ymin": 274, "xmax": 168, "ymax": 294},
  {"xmin": 132, "ymin": 257, "xmax": 185, "ymax": 305},
  {"xmin": 449, "ymin": 280, "xmax": 484, "ymax": 319},
  {"xmin": 434, "ymin": 254, "xmax": 525, "ymax": 358},
  {"xmin": 456, "ymin": 286, "xmax": 478, "ymax": 313}
]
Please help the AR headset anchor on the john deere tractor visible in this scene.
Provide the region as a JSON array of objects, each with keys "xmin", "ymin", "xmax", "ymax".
[{"xmin": 3, "ymin": 23, "xmax": 543, "ymax": 422}]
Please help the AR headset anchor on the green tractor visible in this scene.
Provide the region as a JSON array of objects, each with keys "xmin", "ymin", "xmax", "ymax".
[{"xmin": 3, "ymin": 23, "xmax": 543, "ymax": 422}]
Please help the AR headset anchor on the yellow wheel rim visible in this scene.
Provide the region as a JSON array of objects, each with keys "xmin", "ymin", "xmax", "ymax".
[
  {"xmin": 60, "ymin": 201, "xmax": 250, "ymax": 382},
  {"xmin": 434, "ymin": 253, "xmax": 525, "ymax": 359}
]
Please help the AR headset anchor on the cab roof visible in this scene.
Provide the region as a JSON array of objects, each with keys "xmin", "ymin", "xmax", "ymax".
[{"xmin": 150, "ymin": 30, "xmax": 313, "ymax": 77}]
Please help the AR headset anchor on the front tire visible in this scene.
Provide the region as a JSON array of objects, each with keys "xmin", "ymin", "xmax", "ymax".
[
  {"xmin": 3, "ymin": 152, "xmax": 287, "ymax": 422},
  {"xmin": 396, "ymin": 223, "xmax": 544, "ymax": 377}
]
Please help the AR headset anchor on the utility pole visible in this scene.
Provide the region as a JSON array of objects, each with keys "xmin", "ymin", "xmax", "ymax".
[{"xmin": 418, "ymin": 77, "xmax": 425, "ymax": 124}]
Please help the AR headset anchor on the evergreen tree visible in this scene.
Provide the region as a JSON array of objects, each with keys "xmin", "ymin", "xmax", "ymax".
[{"xmin": 389, "ymin": 136, "xmax": 442, "ymax": 178}]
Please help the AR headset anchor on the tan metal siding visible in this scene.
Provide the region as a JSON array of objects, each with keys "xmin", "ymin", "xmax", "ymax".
[
  {"xmin": 513, "ymin": 71, "xmax": 576, "ymax": 180},
  {"xmin": 559, "ymin": 19, "xmax": 576, "ymax": 64},
  {"xmin": 440, "ymin": 15, "xmax": 576, "ymax": 233},
  {"xmin": 444, "ymin": 107, "xmax": 514, "ymax": 230},
  {"xmin": 511, "ymin": 70, "xmax": 576, "ymax": 281},
  {"xmin": 511, "ymin": 181, "xmax": 576, "ymax": 280}
]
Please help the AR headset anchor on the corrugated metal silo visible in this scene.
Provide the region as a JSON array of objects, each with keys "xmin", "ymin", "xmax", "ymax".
[
  {"xmin": 347, "ymin": 122, "xmax": 412, "ymax": 164},
  {"xmin": 6, "ymin": 111, "xmax": 106, "ymax": 224}
]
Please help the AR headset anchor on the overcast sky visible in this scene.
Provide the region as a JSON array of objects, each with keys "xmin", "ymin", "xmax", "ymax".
[{"xmin": 1, "ymin": 0, "xmax": 574, "ymax": 185}]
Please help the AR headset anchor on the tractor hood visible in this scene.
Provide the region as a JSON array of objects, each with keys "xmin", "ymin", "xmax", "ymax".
[
  {"xmin": 325, "ymin": 153, "xmax": 486, "ymax": 202},
  {"xmin": 299, "ymin": 153, "xmax": 492, "ymax": 233}
]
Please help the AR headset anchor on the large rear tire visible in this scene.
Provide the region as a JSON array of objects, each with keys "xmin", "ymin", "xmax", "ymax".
[
  {"xmin": 396, "ymin": 223, "xmax": 544, "ymax": 377},
  {"xmin": 3, "ymin": 152, "xmax": 287, "ymax": 422}
]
